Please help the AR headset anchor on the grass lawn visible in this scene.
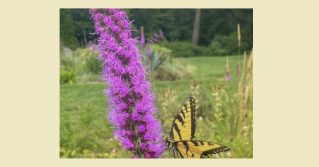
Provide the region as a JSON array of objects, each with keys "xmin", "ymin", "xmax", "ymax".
[{"xmin": 60, "ymin": 55, "xmax": 253, "ymax": 158}]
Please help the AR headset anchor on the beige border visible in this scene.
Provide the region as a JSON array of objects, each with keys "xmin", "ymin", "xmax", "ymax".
[{"xmin": 3, "ymin": 0, "xmax": 317, "ymax": 166}]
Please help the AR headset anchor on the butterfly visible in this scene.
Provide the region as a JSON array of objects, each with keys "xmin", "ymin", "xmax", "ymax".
[{"xmin": 165, "ymin": 97, "xmax": 231, "ymax": 158}]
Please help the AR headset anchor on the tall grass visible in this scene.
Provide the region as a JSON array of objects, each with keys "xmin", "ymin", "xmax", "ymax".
[
  {"xmin": 156, "ymin": 49, "xmax": 253, "ymax": 158},
  {"xmin": 231, "ymin": 48, "xmax": 253, "ymax": 157}
]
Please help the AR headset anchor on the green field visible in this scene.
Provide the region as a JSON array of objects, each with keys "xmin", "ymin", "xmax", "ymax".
[{"xmin": 60, "ymin": 54, "xmax": 253, "ymax": 158}]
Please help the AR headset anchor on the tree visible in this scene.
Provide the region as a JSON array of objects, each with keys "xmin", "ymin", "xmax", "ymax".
[
  {"xmin": 60, "ymin": 9, "xmax": 78, "ymax": 50},
  {"xmin": 192, "ymin": 9, "xmax": 201, "ymax": 45},
  {"xmin": 71, "ymin": 9, "xmax": 98, "ymax": 47}
]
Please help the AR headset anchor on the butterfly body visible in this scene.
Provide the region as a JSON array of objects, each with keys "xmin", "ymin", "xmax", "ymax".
[{"xmin": 165, "ymin": 97, "xmax": 231, "ymax": 158}]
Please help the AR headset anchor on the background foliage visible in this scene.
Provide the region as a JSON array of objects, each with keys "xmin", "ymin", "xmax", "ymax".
[
  {"xmin": 60, "ymin": 9, "xmax": 252, "ymax": 56},
  {"xmin": 60, "ymin": 9, "xmax": 79, "ymax": 50}
]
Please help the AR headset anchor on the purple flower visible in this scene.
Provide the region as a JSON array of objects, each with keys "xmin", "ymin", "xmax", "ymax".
[
  {"xmin": 122, "ymin": 138, "xmax": 136, "ymax": 150},
  {"xmin": 140, "ymin": 143, "xmax": 147, "ymax": 152},
  {"xmin": 153, "ymin": 38, "xmax": 158, "ymax": 43},
  {"xmin": 226, "ymin": 72, "xmax": 231, "ymax": 82},
  {"xmin": 89, "ymin": 8, "xmax": 165, "ymax": 158},
  {"xmin": 138, "ymin": 123, "xmax": 146, "ymax": 135},
  {"xmin": 141, "ymin": 27, "xmax": 145, "ymax": 47},
  {"xmin": 226, "ymin": 58, "xmax": 230, "ymax": 82},
  {"xmin": 148, "ymin": 39, "xmax": 153, "ymax": 43},
  {"xmin": 226, "ymin": 68, "xmax": 231, "ymax": 82},
  {"xmin": 159, "ymin": 30, "xmax": 164, "ymax": 39},
  {"xmin": 154, "ymin": 33, "xmax": 158, "ymax": 39},
  {"xmin": 145, "ymin": 153, "xmax": 151, "ymax": 158}
]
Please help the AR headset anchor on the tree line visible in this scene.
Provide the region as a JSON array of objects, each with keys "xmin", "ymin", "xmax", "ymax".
[{"xmin": 60, "ymin": 9, "xmax": 253, "ymax": 53}]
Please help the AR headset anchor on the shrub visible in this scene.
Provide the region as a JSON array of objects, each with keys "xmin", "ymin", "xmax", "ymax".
[
  {"xmin": 207, "ymin": 32, "xmax": 249, "ymax": 56},
  {"xmin": 72, "ymin": 48, "xmax": 102, "ymax": 75},
  {"xmin": 144, "ymin": 44, "xmax": 171, "ymax": 72},
  {"xmin": 85, "ymin": 57, "xmax": 101, "ymax": 75},
  {"xmin": 60, "ymin": 56, "xmax": 74, "ymax": 71},
  {"xmin": 163, "ymin": 41, "xmax": 207, "ymax": 57},
  {"xmin": 154, "ymin": 58, "xmax": 195, "ymax": 81},
  {"xmin": 154, "ymin": 66, "xmax": 182, "ymax": 81},
  {"xmin": 163, "ymin": 32, "xmax": 250, "ymax": 57},
  {"xmin": 60, "ymin": 70, "xmax": 77, "ymax": 84}
]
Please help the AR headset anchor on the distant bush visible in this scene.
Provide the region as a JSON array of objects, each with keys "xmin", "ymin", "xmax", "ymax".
[
  {"xmin": 60, "ymin": 70, "xmax": 77, "ymax": 84},
  {"xmin": 59, "ymin": 48, "xmax": 103, "ymax": 84},
  {"xmin": 155, "ymin": 66, "xmax": 182, "ymax": 81},
  {"xmin": 60, "ymin": 56, "xmax": 74, "ymax": 71},
  {"xmin": 86, "ymin": 57, "xmax": 101, "ymax": 75},
  {"xmin": 143, "ymin": 44, "xmax": 171, "ymax": 72},
  {"xmin": 207, "ymin": 32, "xmax": 249, "ymax": 56},
  {"xmin": 154, "ymin": 58, "xmax": 195, "ymax": 81},
  {"xmin": 73, "ymin": 48, "xmax": 102, "ymax": 75},
  {"xmin": 164, "ymin": 32, "xmax": 250, "ymax": 57},
  {"xmin": 164, "ymin": 41, "xmax": 207, "ymax": 57}
]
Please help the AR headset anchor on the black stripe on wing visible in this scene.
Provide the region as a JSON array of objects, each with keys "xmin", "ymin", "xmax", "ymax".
[
  {"xmin": 169, "ymin": 97, "xmax": 196, "ymax": 141},
  {"xmin": 177, "ymin": 140, "xmax": 231, "ymax": 158}
]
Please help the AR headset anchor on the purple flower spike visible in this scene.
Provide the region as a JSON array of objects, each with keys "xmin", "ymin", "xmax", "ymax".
[
  {"xmin": 154, "ymin": 33, "xmax": 158, "ymax": 39},
  {"xmin": 140, "ymin": 27, "xmax": 145, "ymax": 47},
  {"xmin": 159, "ymin": 30, "xmax": 164, "ymax": 39},
  {"xmin": 89, "ymin": 8, "xmax": 165, "ymax": 158},
  {"xmin": 148, "ymin": 39, "xmax": 153, "ymax": 43},
  {"xmin": 226, "ymin": 58, "xmax": 231, "ymax": 82},
  {"xmin": 226, "ymin": 73, "xmax": 231, "ymax": 82},
  {"xmin": 153, "ymin": 38, "xmax": 158, "ymax": 43}
]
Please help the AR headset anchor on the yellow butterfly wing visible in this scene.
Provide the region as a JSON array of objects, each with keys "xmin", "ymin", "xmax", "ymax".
[
  {"xmin": 169, "ymin": 97, "xmax": 196, "ymax": 142},
  {"xmin": 176, "ymin": 141, "xmax": 231, "ymax": 158},
  {"xmin": 167, "ymin": 97, "xmax": 231, "ymax": 158}
]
